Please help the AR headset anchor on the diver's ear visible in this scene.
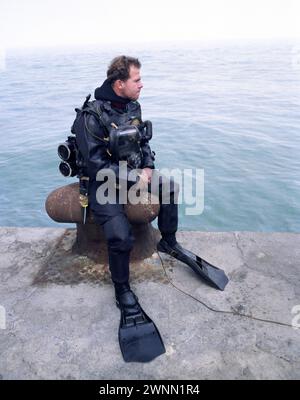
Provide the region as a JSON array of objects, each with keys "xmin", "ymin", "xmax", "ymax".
[{"xmin": 115, "ymin": 79, "xmax": 124, "ymax": 90}]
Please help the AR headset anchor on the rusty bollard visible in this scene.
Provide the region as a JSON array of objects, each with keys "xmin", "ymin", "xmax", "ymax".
[{"xmin": 45, "ymin": 182, "xmax": 160, "ymax": 261}]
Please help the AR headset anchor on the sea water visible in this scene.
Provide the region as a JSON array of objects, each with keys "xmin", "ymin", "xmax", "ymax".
[{"xmin": 0, "ymin": 40, "xmax": 299, "ymax": 231}]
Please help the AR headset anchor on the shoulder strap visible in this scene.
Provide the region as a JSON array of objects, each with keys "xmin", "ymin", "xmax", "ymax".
[{"xmin": 81, "ymin": 99, "xmax": 110, "ymax": 136}]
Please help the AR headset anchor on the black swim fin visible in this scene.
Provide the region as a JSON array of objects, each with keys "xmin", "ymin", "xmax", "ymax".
[
  {"xmin": 116, "ymin": 289, "xmax": 165, "ymax": 363},
  {"xmin": 157, "ymin": 239, "xmax": 229, "ymax": 291}
]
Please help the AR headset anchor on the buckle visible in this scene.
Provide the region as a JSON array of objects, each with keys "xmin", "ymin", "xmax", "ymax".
[
  {"xmin": 124, "ymin": 312, "xmax": 145, "ymax": 327},
  {"xmin": 170, "ymin": 249, "xmax": 178, "ymax": 257}
]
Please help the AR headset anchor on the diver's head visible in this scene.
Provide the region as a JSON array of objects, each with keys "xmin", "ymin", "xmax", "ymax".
[{"xmin": 107, "ymin": 55, "xmax": 143, "ymax": 101}]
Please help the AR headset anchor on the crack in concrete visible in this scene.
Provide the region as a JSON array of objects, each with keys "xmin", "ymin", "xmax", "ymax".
[
  {"xmin": 234, "ymin": 232, "xmax": 257, "ymax": 272},
  {"xmin": 9, "ymin": 287, "xmax": 39, "ymax": 311},
  {"xmin": 233, "ymin": 233, "xmax": 299, "ymax": 287},
  {"xmin": 255, "ymin": 342, "xmax": 292, "ymax": 364}
]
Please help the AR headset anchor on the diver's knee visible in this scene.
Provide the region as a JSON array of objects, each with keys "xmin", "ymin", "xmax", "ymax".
[
  {"xmin": 109, "ymin": 235, "xmax": 134, "ymax": 253},
  {"xmin": 103, "ymin": 215, "xmax": 134, "ymax": 253}
]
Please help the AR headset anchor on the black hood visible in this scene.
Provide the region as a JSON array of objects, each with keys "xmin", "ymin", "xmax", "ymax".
[{"xmin": 94, "ymin": 79, "xmax": 131, "ymax": 105}]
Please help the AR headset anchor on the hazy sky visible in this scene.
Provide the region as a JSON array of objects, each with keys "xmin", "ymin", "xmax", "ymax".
[{"xmin": 1, "ymin": 0, "xmax": 299, "ymax": 49}]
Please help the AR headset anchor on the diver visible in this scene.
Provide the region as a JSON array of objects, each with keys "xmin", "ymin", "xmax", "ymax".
[{"xmin": 66, "ymin": 55, "xmax": 228, "ymax": 363}]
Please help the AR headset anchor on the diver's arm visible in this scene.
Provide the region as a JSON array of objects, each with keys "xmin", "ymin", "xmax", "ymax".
[{"xmin": 140, "ymin": 141, "xmax": 155, "ymax": 170}]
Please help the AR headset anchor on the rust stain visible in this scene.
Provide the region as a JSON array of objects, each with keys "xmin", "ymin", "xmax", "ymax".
[{"xmin": 33, "ymin": 230, "xmax": 168, "ymax": 286}]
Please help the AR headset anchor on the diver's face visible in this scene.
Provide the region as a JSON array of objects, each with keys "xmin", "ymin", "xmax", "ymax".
[{"xmin": 120, "ymin": 66, "xmax": 143, "ymax": 100}]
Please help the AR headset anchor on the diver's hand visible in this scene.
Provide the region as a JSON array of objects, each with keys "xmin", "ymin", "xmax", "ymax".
[
  {"xmin": 141, "ymin": 168, "xmax": 153, "ymax": 183},
  {"xmin": 137, "ymin": 168, "xmax": 152, "ymax": 190}
]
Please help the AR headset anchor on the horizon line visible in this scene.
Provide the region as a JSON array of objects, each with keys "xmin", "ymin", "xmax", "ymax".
[{"xmin": 3, "ymin": 36, "xmax": 300, "ymax": 52}]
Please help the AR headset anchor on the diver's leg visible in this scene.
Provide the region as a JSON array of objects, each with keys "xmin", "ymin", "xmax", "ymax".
[
  {"xmin": 149, "ymin": 170, "xmax": 180, "ymax": 246},
  {"xmin": 89, "ymin": 180, "xmax": 134, "ymax": 286},
  {"xmin": 148, "ymin": 173, "xmax": 229, "ymax": 290},
  {"xmin": 90, "ymin": 180, "xmax": 166, "ymax": 361},
  {"xmin": 102, "ymin": 212, "xmax": 134, "ymax": 285}
]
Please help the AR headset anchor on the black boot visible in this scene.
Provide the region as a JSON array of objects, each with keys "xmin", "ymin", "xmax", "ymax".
[
  {"xmin": 114, "ymin": 281, "xmax": 141, "ymax": 316},
  {"xmin": 157, "ymin": 239, "xmax": 229, "ymax": 291},
  {"xmin": 161, "ymin": 233, "xmax": 177, "ymax": 247}
]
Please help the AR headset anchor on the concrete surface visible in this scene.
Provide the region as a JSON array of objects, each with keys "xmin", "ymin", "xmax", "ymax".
[{"xmin": 0, "ymin": 227, "xmax": 299, "ymax": 380}]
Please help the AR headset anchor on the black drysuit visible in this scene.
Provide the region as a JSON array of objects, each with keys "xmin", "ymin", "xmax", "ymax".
[{"xmin": 75, "ymin": 79, "xmax": 179, "ymax": 284}]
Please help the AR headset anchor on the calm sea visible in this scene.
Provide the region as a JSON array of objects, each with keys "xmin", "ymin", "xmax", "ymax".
[{"xmin": 1, "ymin": 40, "xmax": 299, "ymax": 231}]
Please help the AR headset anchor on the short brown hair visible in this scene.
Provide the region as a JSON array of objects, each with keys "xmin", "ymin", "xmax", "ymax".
[{"xmin": 107, "ymin": 55, "xmax": 141, "ymax": 83}]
